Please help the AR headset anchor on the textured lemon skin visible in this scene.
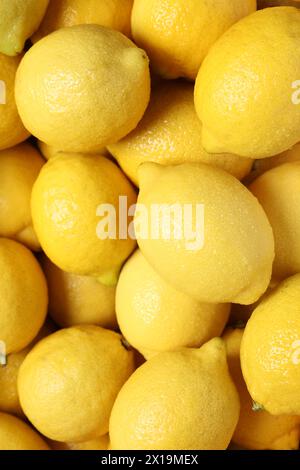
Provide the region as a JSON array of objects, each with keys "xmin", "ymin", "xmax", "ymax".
[
  {"xmin": 0, "ymin": 238, "xmax": 48, "ymax": 354},
  {"xmin": 33, "ymin": 0, "xmax": 133, "ymax": 42},
  {"xmin": 42, "ymin": 255, "xmax": 117, "ymax": 329},
  {"xmin": 0, "ymin": 413, "xmax": 50, "ymax": 450},
  {"xmin": 108, "ymin": 81, "xmax": 252, "ymax": 185},
  {"xmin": 18, "ymin": 325, "xmax": 135, "ymax": 443},
  {"xmin": 241, "ymin": 274, "xmax": 300, "ymax": 415},
  {"xmin": 249, "ymin": 162, "xmax": 300, "ymax": 281},
  {"xmin": 131, "ymin": 0, "xmax": 256, "ymax": 80},
  {"xmin": 110, "ymin": 338, "xmax": 240, "ymax": 450},
  {"xmin": 116, "ymin": 250, "xmax": 230, "ymax": 356},
  {"xmin": 136, "ymin": 162, "xmax": 274, "ymax": 305},
  {"xmin": 0, "ymin": 0, "xmax": 49, "ymax": 56},
  {"xmin": 224, "ymin": 328, "xmax": 300, "ymax": 450},
  {"xmin": 15, "ymin": 25, "xmax": 150, "ymax": 153},
  {"xmin": 195, "ymin": 7, "xmax": 300, "ymax": 159},
  {"xmin": 0, "ymin": 53, "xmax": 30, "ymax": 150},
  {"xmin": 0, "ymin": 143, "xmax": 44, "ymax": 251},
  {"xmin": 31, "ymin": 153, "xmax": 136, "ymax": 283},
  {"xmin": 50, "ymin": 434, "xmax": 109, "ymax": 451}
]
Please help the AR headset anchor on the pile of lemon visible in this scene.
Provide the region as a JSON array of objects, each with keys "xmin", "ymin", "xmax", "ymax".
[{"xmin": 1, "ymin": 0, "xmax": 300, "ymax": 451}]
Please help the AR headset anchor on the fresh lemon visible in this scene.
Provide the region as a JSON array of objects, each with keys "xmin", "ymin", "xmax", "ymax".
[
  {"xmin": 0, "ymin": 0, "xmax": 49, "ymax": 56},
  {"xmin": 0, "ymin": 143, "xmax": 44, "ymax": 251},
  {"xmin": 50, "ymin": 434, "xmax": 109, "ymax": 451},
  {"xmin": 224, "ymin": 328, "xmax": 300, "ymax": 450},
  {"xmin": 0, "ymin": 53, "xmax": 30, "ymax": 150},
  {"xmin": 0, "ymin": 238, "xmax": 48, "ymax": 354},
  {"xmin": 31, "ymin": 153, "xmax": 137, "ymax": 285},
  {"xmin": 42, "ymin": 255, "xmax": 117, "ymax": 329},
  {"xmin": 108, "ymin": 81, "xmax": 253, "ymax": 185},
  {"xmin": 136, "ymin": 162, "xmax": 274, "ymax": 304},
  {"xmin": 18, "ymin": 325, "xmax": 135, "ymax": 442},
  {"xmin": 110, "ymin": 338, "xmax": 240, "ymax": 450},
  {"xmin": 33, "ymin": 0, "xmax": 133, "ymax": 42},
  {"xmin": 131, "ymin": 0, "xmax": 256, "ymax": 80},
  {"xmin": 116, "ymin": 250, "xmax": 230, "ymax": 358},
  {"xmin": 0, "ymin": 412, "xmax": 50, "ymax": 450},
  {"xmin": 249, "ymin": 162, "xmax": 300, "ymax": 281},
  {"xmin": 241, "ymin": 274, "xmax": 300, "ymax": 415},
  {"xmin": 15, "ymin": 24, "xmax": 150, "ymax": 153},
  {"xmin": 195, "ymin": 7, "xmax": 300, "ymax": 158}
]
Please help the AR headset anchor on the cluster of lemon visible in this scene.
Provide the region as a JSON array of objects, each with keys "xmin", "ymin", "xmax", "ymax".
[{"xmin": 1, "ymin": 0, "xmax": 300, "ymax": 451}]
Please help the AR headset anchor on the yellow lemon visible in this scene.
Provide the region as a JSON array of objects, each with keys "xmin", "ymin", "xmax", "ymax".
[
  {"xmin": 31, "ymin": 153, "xmax": 136, "ymax": 285},
  {"xmin": 0, "ymin": 143, "xmax": 44, "ymax": 251},
  {"xmin": 249, "ymin": 162, "xmax": 300, "ymax": 281},
  {"xmin": 108, "ymin": 81, "xmax": 253, "ymax": 185},
  {"xmin": 241, "ymin": 274, "xmax": 300, "ymax": 415},
  {"xmin": 0, "ymin": 0, "xmax": 49, "ymax": 56},
  {"xmin": 136, "ymin": 162, "xmax": 274, "ymax": 304},
  {"xmin": 0, "ymin": 412, "xmax": 50, "ymax": 450},
  {"xmin": 0, "ymin": 53, "xmax": 30, "ymax": 150},
  {"xmin": 195, "ymin": 7, "xmax": 300, "ymax": 159},
  {"xmin": 18, "ymin": 325, "xmax": 135, "ymax": 442},
  {"xmin": 33, "ymin": 0, "xmax": 133, "ymax": 42},
  {"xmin": 50, "ymin": 434, "xmax": 109, "ymax": 451},
  {"xmin": 224, "ymin": 328, "xmax": 300, "ymax": 450},
  {"xmin": 42, "ymin": 255, "xmax": 117, "ymax": 329},
  {"xmin": 15, "ymin": 24, "xmax": 150, "ymax": 153},
  {"xmin": 116, "ymin": 250, "xmax": 230, "ymax": 358},
  {"xmin": 0, "ymin": 238, "xmax": 48, "ymax": 354},
  {"xmin": 131, "ymin": 0, "xmax": 256, "ymax": 80},
  {"xmin": 110, "ymin": 338, "xmax": 240, "ymax": 450}
]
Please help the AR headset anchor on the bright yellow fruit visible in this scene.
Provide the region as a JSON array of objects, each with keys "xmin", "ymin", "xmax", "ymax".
[
  {"xmin": 0, "ymin": 143, "xmax": 44, "ymax": 251},
  {"xmin": 116, "ymin": 250, "xmax": 230, "ymax": 357},
  {"xmin": 18, "ymin": 325, "xmax": 135, "ymax": 442},
  {"xmin": 253, "ymin": 142, "xmax": 300, "ymax": 178},
  {"xmin": 42, "ymin": 255, "xmax": 117, "ymax": 329},
  {"xmin": 0, "ymin": 53, "xmax": 30, "ymax": 150},
  {"xmin": 241, "ymin": 274, "xmax": 300, "ymax": 415},
  {"xmin": 31, "ymin": 153, "xmax": 136, "ymax": 285},
  {"xmin": 131, "ymin": 0, "xmax": 256, "ymax": 80},
  {"xmin": 50, "ymin": 434, "xmax": 109, "ymax": 451},
  {"xmin": 15, "ymin": 24, "xmax": 150, "ymax": 153},
  {"xmin": 224, "ymin": 328, "xmax": 300, "ymax": 450},
  {"xmin": 136, "ymin": 162, "xmax": 274, "ymax": 304},
  {"xmin": 33, "ymin": 0, "xmax": 133, "ymax": 42},
  {"xmin": 0, "ymin": 412, "xmax": 50, "ymax": 450},
  {"xmin": 0, "ymin": 0, "xmax": 49, "ymax": 56},
  {"xmin": 249, "ymin": 162, "xmax": 300, "ymax": 281},
  {"xmin": 0, "ymin": 238, "xmax": 48, "ymax": 354},
  {"xmin": 195, "ymin": 7, "xmax": 300, "ymax": 159},
  {"xmin": 108, "ymin": 81, "xmax": 253, "ymax": 185},
  {"xmin": 110, "ymin": 338, "xmax": 240, "ymax": 450}
]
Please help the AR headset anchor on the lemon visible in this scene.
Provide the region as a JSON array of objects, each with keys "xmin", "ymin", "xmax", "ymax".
[
  {"xmin": 0, "ymin": 412, "xmax": 50, "ymax": 450},
  {"xmin": 0, "ymin": 320, "xmax": 56, "ymax": 418},
  {"xmin": 253, "ymin": 142, "xmax": 300, "ymax": 178},
  {"xmin": 0, "ymin": 238, "xmax": 48, "ymax": 354},
  {"xmin": 131, "ymin": 0, "xmax": 256, "ymax": 80},
  {"xmin": 241, "ymin": 274, "xmax": 300, "ymax": 415},
  {"xmin": 0, "ymin": 0, "xmax": 49, "ymax": 56},
  {"xmin": 31, "ymin": 153, "xmax": 136, "ymax": 285},
  {"xmin": 108, "ymin": 81, "xmax": 253, "ymax": 185},
  {"xmin": 110, "ymin": 338, "xmax": 239, "ymax": 450},
  {"xmin": 0, "ymin": 53, "xmax": 29, "ymax": 150},
  {"xmin": 0, "ymin": 143, "xmax": 44, "ymax": 251},
  {"xmin": 224, "ymin": 328, "xmax": 300, "ymax": 450},
  {"xmin": 15, "ymin": 24, "xmax": 150, "ymax": 153},
  {"xmin": 195, "ymin": 7, "xmax": 300, "ymax": 159},
  {"xmin": 18, "ymin": 325, "xmax": 135, "ymax": 442},
  {"xmin": 136, "ymin": 162, "xmax": 274, "ymax": 304},
  {"xmin": 33, "ymin": 0, "xmax": 133, "ymax": 42},
  {"xmin": 50, "ymin": 434, "xmax": 109, "ymax": 451},
  {"xmin": 42, "ymin": 255, "xmax": 117, "ymax": 329},
  {"xmin": 249, "ymin": 162, "xmax": 300, "ymax": 281},
  {"xmin": 116, "ymin": 250, "xmax": 230, "ymax": 358}
]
